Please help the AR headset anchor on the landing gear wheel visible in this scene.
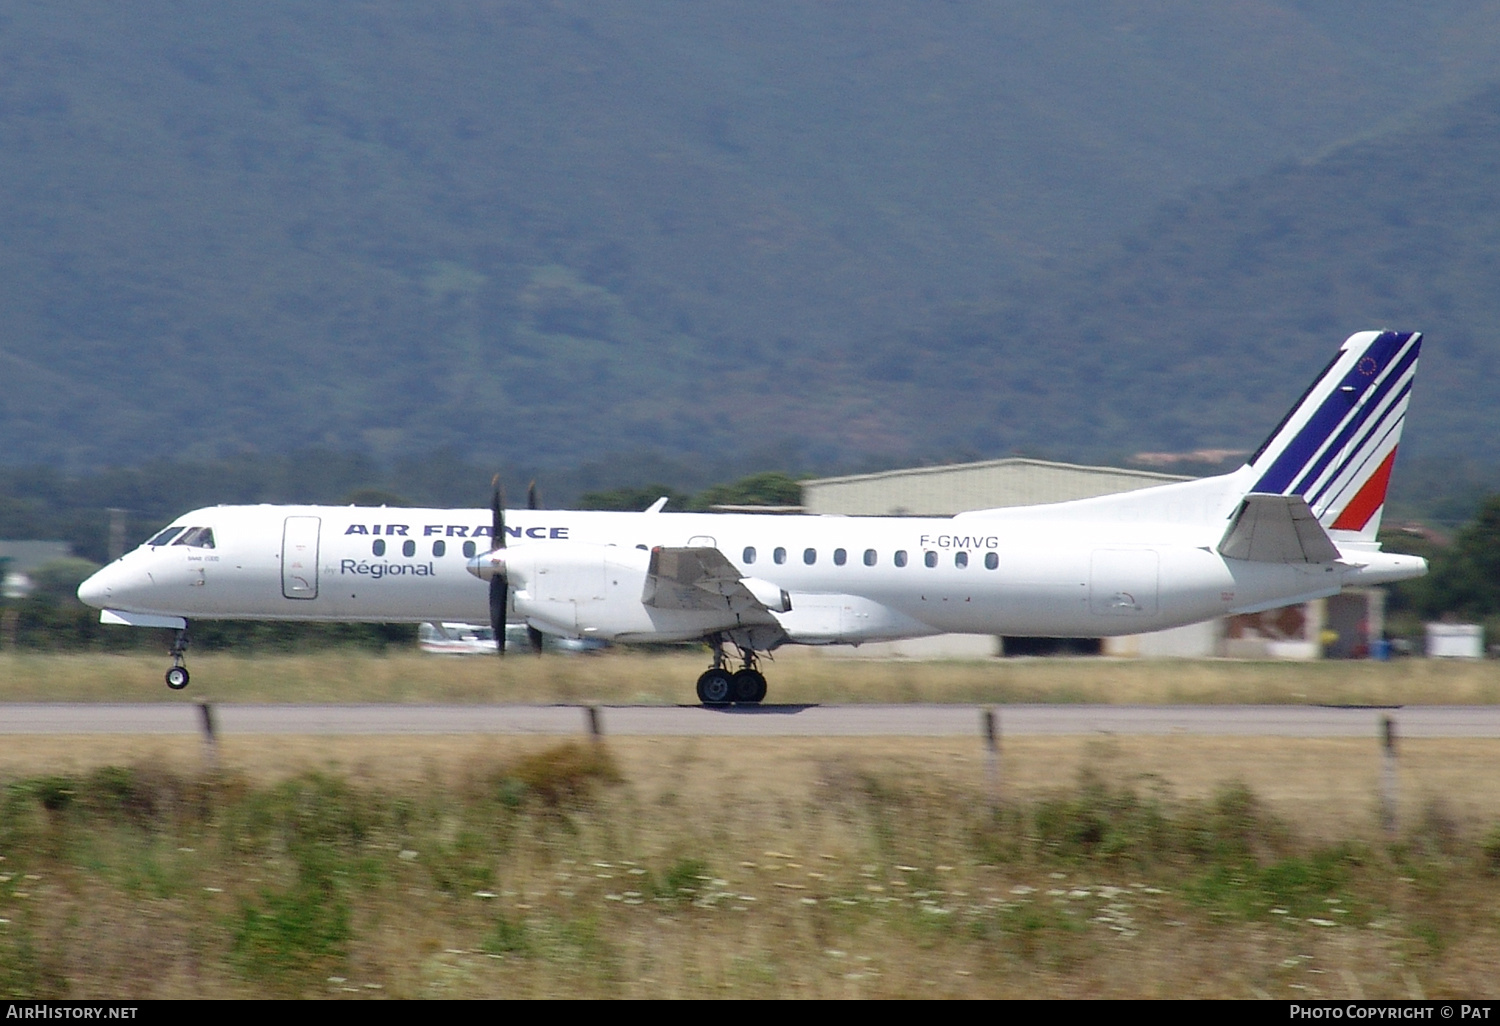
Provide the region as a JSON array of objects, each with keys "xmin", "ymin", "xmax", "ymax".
[
  {"xmin": 696, "ymin": 668, "xmax": 733, "ymax": 705},
  {"xmin": 731, "ymin": 668, "xmax": 767, "ymax": 704},
  {"xmin": 165, "ymin": 626, "xmax": 191, "ymax": 691}
]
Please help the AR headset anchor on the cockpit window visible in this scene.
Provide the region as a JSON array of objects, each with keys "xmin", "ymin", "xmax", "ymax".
[
  {"xmin": 147, "ymin": 527, "xmax": 185, "ymax": 547},
  {"xmin": 172, "ymin": 527, "xmax": 216, "ymax": 549}
]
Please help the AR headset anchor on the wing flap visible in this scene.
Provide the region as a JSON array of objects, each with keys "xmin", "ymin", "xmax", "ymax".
[
  {"xmin": 643, "ymin": 546, "xmax": 768, "ymax": 613},
  {"xmin": 1218, "ymin": 493, "xmax": 1341, "ymax": 564}
]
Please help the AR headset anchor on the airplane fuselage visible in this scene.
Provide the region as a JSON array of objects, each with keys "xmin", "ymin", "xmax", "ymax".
[
  {"xmin": 78, "ymin": 502, "xmax": 1418, "ymax": 644},
  {"xmin": 75, "ymin": 329, "xmax": 1432, "ymax": 700}
]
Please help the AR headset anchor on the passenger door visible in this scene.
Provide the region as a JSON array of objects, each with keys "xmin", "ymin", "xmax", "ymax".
[{"xmin": 281, "ymin": 516, "xmax": 321, "ymax": 600}]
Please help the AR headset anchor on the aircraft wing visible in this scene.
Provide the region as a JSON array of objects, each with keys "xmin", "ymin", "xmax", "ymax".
[
  {"xmin": 642, "ymin": 546, "xmax": 779, "ymax": 614},
  {"xmin": 1218, "ymin": 493, "xmax": 1341, "ymax": 564}
]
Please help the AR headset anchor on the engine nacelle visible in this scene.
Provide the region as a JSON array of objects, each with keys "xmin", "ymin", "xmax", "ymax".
[
  {"xmin": 476, "ymin": 541, "xmax": 770, "ymax": 643},
  {"xmin": 741, "ymin": 576, "xmax": 792, "ymax": 613}
]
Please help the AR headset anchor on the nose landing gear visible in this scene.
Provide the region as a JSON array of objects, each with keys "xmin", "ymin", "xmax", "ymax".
[{"xmin": 165, "ymin": 627, "xmax": 190, "ymax": 690}]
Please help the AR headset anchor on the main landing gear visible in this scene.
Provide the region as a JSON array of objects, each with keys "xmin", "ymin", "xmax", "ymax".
[
  {"xmin": 695, "ymin": 633, "xmax": 768, "ymax": 706},
  {"xmin": 165, "ymin": 626, "xmax": 190, "ymax": 691}
]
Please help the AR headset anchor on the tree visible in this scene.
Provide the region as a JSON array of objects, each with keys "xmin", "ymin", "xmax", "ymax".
[
  {"xmin": 691, "ymin": 472, "xmax": 803, "ymax": 510},
  {"xmin": 577, "ymin": 484, "xmax": 693, "ymax": 512},
  {"xmin": 1416, "ymin": 495, "xmax": 1500, "ymax": 620}
]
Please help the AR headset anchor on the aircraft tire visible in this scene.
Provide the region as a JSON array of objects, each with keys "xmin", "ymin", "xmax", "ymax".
[
  {"xmin": 165, "ymin": 666, "xmax": 190, "ymax": 691},
  {"xmin": 696, "ymin": 668, "xmax": 733, "ymax": 706},
  {"xmin": 731, "ymin": 668, "xmax": 767, "ymax": 704}
]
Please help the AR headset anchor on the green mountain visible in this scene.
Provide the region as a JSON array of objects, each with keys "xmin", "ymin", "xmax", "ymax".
[
  {"xmin": 887, "ymin": 83, "xmax": 1500, "ymax": 465},
  {"xmin": 3, "ymin": 2, "xmax": 1500, "ymax": 470}
]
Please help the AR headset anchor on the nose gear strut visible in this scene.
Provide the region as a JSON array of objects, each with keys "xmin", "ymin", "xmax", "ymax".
[{"xmin": 165, "ymin": 626, "xmax": 190, "ymax": 690}]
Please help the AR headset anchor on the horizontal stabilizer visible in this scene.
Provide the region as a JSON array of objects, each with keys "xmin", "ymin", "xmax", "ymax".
[{"xmin": 1218, "ymin": 493, "xmax": 1340, "ymax": 564}]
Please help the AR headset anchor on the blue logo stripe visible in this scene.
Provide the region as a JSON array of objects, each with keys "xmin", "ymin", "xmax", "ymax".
[
  {"xmin": 1291, "ymin": 347, "xmax": 1418, "ymax": 497},
  {"xmin": 1289, "ymin": 340, "xmax": 1417, "ymax": 496},
  {"xmin": 1307, "ymin": 376, "xmax": 1412, "ymax": 508},
  {"xmin": 1317, "ymin": 418, "xmax": 1402, "ymax": 521},
  {"xmin": 1253, "ymin": 333, "xmax": 1417, "ymax": 495},
  {"xmin": 1254, "ymin": 393, "xmax": 1355, "ymax": 494},
  {"xmin": 1308, "ymin": 387, "xmax": 1409, "ymax": 511}
]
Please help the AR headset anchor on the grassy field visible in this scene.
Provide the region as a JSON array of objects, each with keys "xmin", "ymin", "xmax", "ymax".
[
  {"xmin": 4, "ymin": 649, "xmax": 1500, "ymax": 705},
  {"xmin": 1, "ymin": 733, "xmax": 1500, "ymax": 998}
]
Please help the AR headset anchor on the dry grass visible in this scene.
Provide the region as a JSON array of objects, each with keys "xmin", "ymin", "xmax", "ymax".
[
  {"xmin": 4, "ymin": 649, "xmax": 1500, "ymax": 705},
  {"xmin": 2, "ymin": 734, "xmax": 1498, "ymax": 844},
  {"xmin": 2, "ymin": 733, "xmax": 1500, "ymax": 998}
]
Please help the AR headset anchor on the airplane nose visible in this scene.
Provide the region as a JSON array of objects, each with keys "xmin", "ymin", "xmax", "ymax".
[{"xmin": 77, "ymin": 566, "xmax": 113, "ymax": 608}]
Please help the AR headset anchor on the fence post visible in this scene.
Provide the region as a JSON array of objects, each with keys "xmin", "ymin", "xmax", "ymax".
[
  {"xmin": 982, "ymin": 707, "xmax": 1000, "ymax": 806},
  {"xmin": 1380, "ymin": 715, "xmax": 1398, "ymax": 836},
  {"xmin": 198, "ymin": 701, "xmax": 218, "ymax": 767}
]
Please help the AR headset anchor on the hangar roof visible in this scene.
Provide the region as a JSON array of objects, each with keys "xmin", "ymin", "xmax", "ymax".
[{"xmin": 802, "ymin": 457, "xmax": 1192, "ymax": 517}]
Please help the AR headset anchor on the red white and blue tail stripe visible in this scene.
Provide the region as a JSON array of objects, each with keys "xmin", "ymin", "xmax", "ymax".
[{"xmin": 1245, "ymin": 331, "xmax": 1421, "ymax": 542}]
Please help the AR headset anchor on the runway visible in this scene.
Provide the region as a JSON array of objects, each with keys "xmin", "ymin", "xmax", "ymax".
[{"xmin": 3, "ymin": 703, "xmax": 1500, "ymax": 737}]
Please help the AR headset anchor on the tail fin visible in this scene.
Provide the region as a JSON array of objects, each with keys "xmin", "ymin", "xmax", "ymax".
[{"xmin": 1245, "ymin": 330, "xmax": 1421, "ymax": 542}]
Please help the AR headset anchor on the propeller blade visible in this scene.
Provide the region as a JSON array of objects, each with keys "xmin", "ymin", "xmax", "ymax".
[
  {"xmin": 490, "ymin": 573, "xmax": 507, "ymax": 655},
  {"xmin": 527, "ymin": 480, "xmax": 541, "ymax": 510},
  {"xmin": 491, "ymin": 476, "xmax": 506, "ymax": 549},
  {"xmin": 528, "ymin": 624, "xmax": 544, "ymax": 655},
  {"xmin": 490, "ymin": 475, "xmax": 507, "ymax": 655}
]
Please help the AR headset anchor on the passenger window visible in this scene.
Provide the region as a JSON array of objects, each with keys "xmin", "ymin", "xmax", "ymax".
[
  {"xmin": 863, "ymin": 549, "xmax": 877, "ymax": 566},
  {"xmin": 774, "ymin": 547, "xmax": 787, "ymax": 565},
  {"xmin": 924, "ymin": 551, "xmax": 937, "ymax": 568},
  {"xmin": 955, "ymin": 551, "xmax": 968, "ymax": 568},
  {"xmin": 803, "ymin": 548, "xmax": 817, "ymax": 565},
  {"xmin": 463, "ymin": 540, "xmax": 477, "ymax": 558},
  {"xmin": 743, "ymin": 546, "xmax": 756, "ymax": 565},
  {"xmin": 985, "ymin": 552, "xmax": 999, "ymax": 570},
  {"xmin": 148, "ymin": 527, "xmax": 185, "ymax": 547},
  {"xmin": 402, "ymin": 539, "xmax": 416, "ymax": 558},
  {"xmin": 433, "ymin": 540, "xmax": 446, "ymax": 557},
  {"xmin": 833, "ymin": 548, "xmax": 847, "ymax": 566},
  {"xmin": 373, "ymin": 539, "xmax": 386, "ymax": 557},
  {"xmin": 894, "ymin": 550, "xmax": 908, "ymax": 567},
  {"xmin": 173, "ymin": 527, "xmax": 215, "ymax": 549}
]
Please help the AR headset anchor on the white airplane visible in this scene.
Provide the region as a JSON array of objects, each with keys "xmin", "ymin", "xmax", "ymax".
[{"xmin": 79, "ymin": 330, "xmax": 1427, "ymax": 703}]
